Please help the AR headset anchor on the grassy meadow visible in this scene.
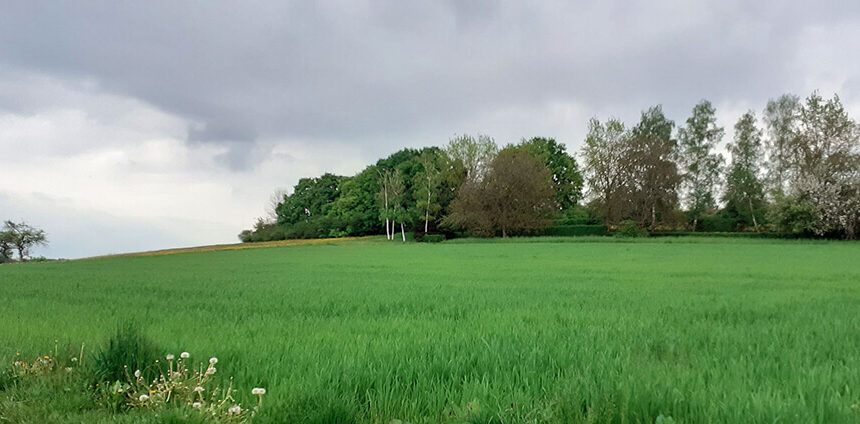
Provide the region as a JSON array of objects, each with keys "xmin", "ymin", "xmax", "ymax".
[{"xmin": 1, "ymin": 237, "xmax": 859, "ymax": 423}]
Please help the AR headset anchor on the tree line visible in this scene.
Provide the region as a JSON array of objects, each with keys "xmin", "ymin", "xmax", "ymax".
[{"xmin": 240, "ymin": 91, "xmax": 860, "ymax": 241}]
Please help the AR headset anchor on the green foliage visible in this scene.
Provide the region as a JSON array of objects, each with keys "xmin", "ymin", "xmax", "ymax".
[
  {"xmin": 678, "ymin": 100, "xmax": 725, "ymax": 225},
  {"xmin": 767, "ymin": 193, "xmax": 818, "ymax": 235},
  {"xmin": 92, "ymin": 325, "xmax": 160, "ymax": 385},
  {"xmin": 614, "ymin": 220, "xmax": 648, "ymax": 237},
  {"xmin": 555, "ymin": 207, "xmax": 594, "ymax": 225},
  {"xmin": 1, "ymin": 220, "xmax": 48, "ymax": 261},
  {"xmin": 723, "ymin": 111, "xmax": 766, "ymax": 231},
  {"xmin": 694, "ymin": 213, "xmax": 737, "ymax": 232},
  {"xmin": 276, "ymin": 173, "xmax": 344, "ymax": 226},
  {"xmin": 512, "ymin": 137, "xmax": 584, "ymax": 210},
  {"xmin": 417, "ymin": 234, "xmax": 446, "ymax": 243},
  {"xmin": 413, "ymin": 150, "xmax": 444, "ymax": 233},
  {"xmin": 542, "ymin": 225, "xmax": 608, "ymax": 237},
  {"xmin": 327, "ymin": 166, "xmax": 380, "ymax": 236},
  {"xmin": 238, "ymin": 219, "xmax": 285, "ymax": 242}
]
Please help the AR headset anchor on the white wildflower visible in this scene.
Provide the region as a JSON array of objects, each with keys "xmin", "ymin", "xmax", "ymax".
[
  {"xmin": 70, "ymin": 357, "xmax": 78, "ymax": 362},
  {"xmin": 194, "ymin": 386, "xmax": 204, "ymax": 393},
  {"xmin": 180, "ymin": 351, "xmax": 190, "ymax": 359},
  {"xmin": 192, "ymin": 401, "xmax": 202, "ymax": 409},
  {"xmin": 252, "ymin": 387, "xmax": 266, "ymax": 395},
  {"xmin": 134, "ymin": 369, "xmax": 141, "ymax": 378},
  {"xmin": 205, "ymin": 366, "xmax": 216, "ymax": 375},
  {"xmin": 139, "ymin": 394, "xmax": 149, "ymax": 402},
  {"xmin": 209, "ymin": 357, "xmax": 218, "ymax": 365},
  {"xmin": 228, "ymin": 405, "xmax": 242, "ymax": 415},
  {"xmin": 166, "ymin": 354, "xmax": 175, "ymax": 361}
]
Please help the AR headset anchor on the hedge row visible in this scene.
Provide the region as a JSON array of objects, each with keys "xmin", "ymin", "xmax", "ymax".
[
  {"xmin": 542, "ymin": 225, "xmax": 609, "ymax": 237},
  {"xmin": 648, "ymin": 231, "xmax": 796, "ymax": 239}
]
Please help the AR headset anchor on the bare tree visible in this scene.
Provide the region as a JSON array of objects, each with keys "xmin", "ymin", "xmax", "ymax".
[{"xmin": 267, "ymin": 188, "xmax": 289, "ymax": 222}]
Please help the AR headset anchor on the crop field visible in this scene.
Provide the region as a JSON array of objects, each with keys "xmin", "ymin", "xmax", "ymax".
[{"xmin": 1, "ymin": 237, "xmax": 859, "ymax": 423}]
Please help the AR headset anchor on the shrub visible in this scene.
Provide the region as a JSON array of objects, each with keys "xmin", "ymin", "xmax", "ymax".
[
  {"xmin": 695, "ymin": 214, "xmax": 737, "ymax": 232},
  {"xmin": 615, "ymin": 220, "xmax": 648, "ymax": 238},
  {"xmin": 421, "ymin": 234, "xmax": 446, "ymax": 243},
  {"xmin": 543, "ymin": 225, "xmax": 608, "ymax": 237},
  {"xmin": 556, "ymin": 208, "xmax": 593, "ymax": 225},
  {"xmin": 92, "ymin": 325, "xmax": 161, "ymax": 385}
]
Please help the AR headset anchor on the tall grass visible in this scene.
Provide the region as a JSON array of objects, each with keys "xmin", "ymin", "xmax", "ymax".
[{"xmin": 1, "ymin": 238, "xmax": 858, "ymax": 423}]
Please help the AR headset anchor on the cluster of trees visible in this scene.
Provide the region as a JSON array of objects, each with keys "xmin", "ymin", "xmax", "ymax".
[
  {"xmin": 241, "ymin": 91, "xmax": 859, "ymax": 241},
  {"xmin": 240, "ymin": 134, "xmax": 582, "ymax": 242},
  {"xmin": 0, "ymin": 220, "xmax": 47, "ymax": 263},
  {"xmin": 583, "ymin": 92, "xmax": 860, "ymax": 238}
]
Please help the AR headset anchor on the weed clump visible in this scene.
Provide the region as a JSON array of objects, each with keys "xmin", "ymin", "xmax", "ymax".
[{"xmin": 92, "ymin": 324, "xmax": 161, "ymax": 386}]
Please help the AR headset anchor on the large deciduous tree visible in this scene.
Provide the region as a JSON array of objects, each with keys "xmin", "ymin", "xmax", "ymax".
[
  {"xmin": 763, "ymin": 94, "xmax": 801, "ymax": 195},
  {"xmin": 581, "ymin": 108, "xmax": 681, "ymax": 229},
  {"xmin": 444, "ymin": 150, "xmax": 555, "ymax": 237},
  {"xmin": 678, "ymin": 100, "xmax": 725, "ymax": 230},
  {"xmin": 786, "ymin": 93, "xmax": 860, "ymax": 238},
  {"xmin": 328, "ymin": 165, "xmax": 380, "ymax": 236},
  {"xmin": 724, "ymin": 112, "xmax": 766, "ymax": 231},
  {"xmin": 2, "ymin": 221, "xmax": 47, "ymax": 261},
  {"xmin": 445, "ymin": 134, "xmax": 498, "ymax": 183},
  {"xmin": 581, "ymin": 117, "xmax": 627, "ymax": 222},
  {"xmin": 514, "ymin": 137, "xmax": 583, "ymax": 210},
  {"xmin": 627, "ymin": 106, "xmax": 681, "ymax": 228},
  {"xmin": 276, "ymin": 173, "xmax": 343, "ymax": 226}
]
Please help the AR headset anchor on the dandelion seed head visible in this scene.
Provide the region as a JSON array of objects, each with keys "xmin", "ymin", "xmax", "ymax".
[
  {"xmin": 166, "ymin": 354, "xmax": 175, "ymax": 361},
  {"xmin": 180, "ymin": 352, "xmax": 190, "ymax": 359},
  {"xmin": 252, "ymin": 387, "xmax": 266, "ymax": 395},
  {"xmin": 209, "ymin": 357, "xmax": 218, "ymax": 365},
  {"xmin": 192, "ymin": 401, "xmax": 202, "ymax": 409},
  {"xmin": 228, "ymin": 405, "xmax": 242, "ymax": 415},
  {"xmin": 139, "ymin": 394, "xmax": 149, "ymax": 402}
]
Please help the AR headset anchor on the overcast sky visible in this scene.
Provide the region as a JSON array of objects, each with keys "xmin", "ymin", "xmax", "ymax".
[{"xmin": 2, "ymin": 1, "xmax": 859, "ymax": 258}]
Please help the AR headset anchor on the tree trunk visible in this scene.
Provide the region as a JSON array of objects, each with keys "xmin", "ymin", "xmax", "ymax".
[
  {"xmin": 400, "ymin": 222, "xmax": 406, "ymax": 242},
  {"xmin": 748, "ymin": 197, "xmax": 759, "ymax": 232},
  {"xmin": 383, "ymin": 186, "xmax": 390, "ymax": 240},
  {"xmin": 692, "ymin": 216, "xmax": 698, "ymax": 232},
  {"xmin": 501, "ymin": 226, "xmax": 507, "ymax": 238},
  {"xmin": 651, "ymin": 204, "xmax": 656, "ymax": 229},
  {"xmin": 424, "ymin": 190, "xmax": 431, "ymax": 233}
]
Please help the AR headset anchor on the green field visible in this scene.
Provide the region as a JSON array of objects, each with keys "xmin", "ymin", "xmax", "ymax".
[{"xmin": 2, "ymin": 237, "xmax": 860, "ymax": 423}]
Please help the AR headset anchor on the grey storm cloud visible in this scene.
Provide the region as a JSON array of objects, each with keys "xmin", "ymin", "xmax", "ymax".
[
  {"xmin": 2, "ymin": 0, "xmax": 860, "ymax": 161},
  {"xmin": 3, "ymin": 0, "xmax": 860, "ymax": 258}
]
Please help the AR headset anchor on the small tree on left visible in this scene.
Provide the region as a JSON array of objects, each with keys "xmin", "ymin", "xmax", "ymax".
[{"xmin": 1, "ymin": 221, "xmax": 47, "ymax": 261}]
